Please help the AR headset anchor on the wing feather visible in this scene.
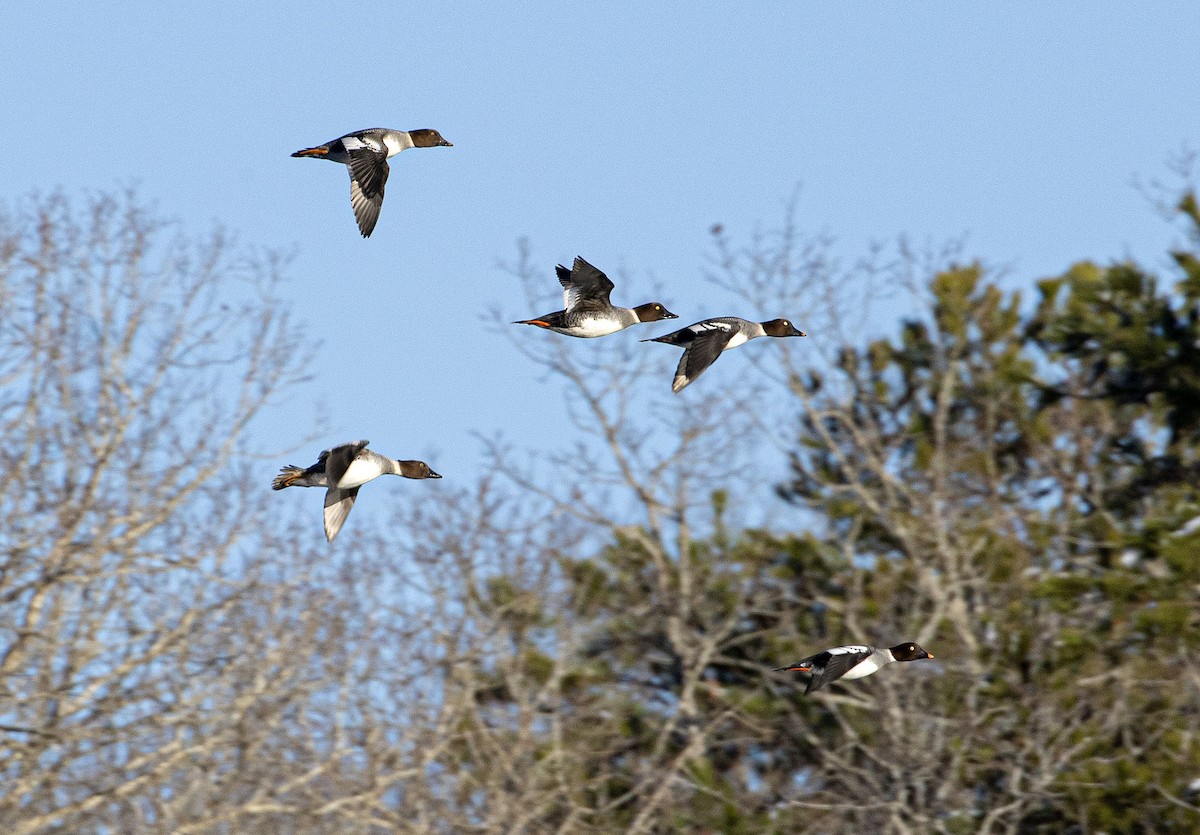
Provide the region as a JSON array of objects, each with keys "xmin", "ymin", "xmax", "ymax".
[
  {"xmin": 558, "ymin": 256, "xmax": 615, "ymax": 311},
  {"xmin": 672, "ymin": 327, "xmax": 736, "ymax": 392},
  {"xmin": 323, "ymin": 486, "xmax": 361, "ymax": 542},
  {"xmin": 347, "ymin": 153, "xmax": 390, "ymax": 237}
]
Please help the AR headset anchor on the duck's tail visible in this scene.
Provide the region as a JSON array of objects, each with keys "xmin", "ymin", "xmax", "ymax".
[
  {"xmin": 272, "ymin": 465, "xmax": 307, "ymax": 490},
  {"xmin": 290, "ymin": 145, "xmax": 330, "ymax": 158},
  {"xmin": 641, "ymin": 331, "xmax": 687, "ymax": 345}
]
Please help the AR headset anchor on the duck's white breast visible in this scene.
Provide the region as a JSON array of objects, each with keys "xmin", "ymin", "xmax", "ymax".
[
  {"xmin": 839, "ymin": 656, "xmax": 885, "ymax": 679},
  {"xmin": 338, "ymin": 456, "xmax": 385, "ymax": 488},
  {"xmin": 724, "ymin": 331, "xmax": 750, "ymax": 351},
  {"xmin": 383, "ymin": 132, "xmax": 415, "ymax": 157}
]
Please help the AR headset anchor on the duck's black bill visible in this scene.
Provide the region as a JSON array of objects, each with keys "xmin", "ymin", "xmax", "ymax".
[{"xmin": 427, "ymin": 470, "xmax": 443, "ymax": 479}]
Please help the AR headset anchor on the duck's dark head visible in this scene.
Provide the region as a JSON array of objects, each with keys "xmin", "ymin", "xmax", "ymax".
[
  {"xmin": 399, "ymin": 460, "xmax": 442, "ymax": 479},
  {"xmin": 762, "ymin": 318, "xmax": 806, "ymax": 338},
  {"xmin": 889, "ymin": 642, "xmax": 933, "ymax": 662},
  {"xmin": 633, "ymin": 302, "xmax": 679, "ymax": 323},
  {"xmin": 409, "ymin": 129, "xmax": 453, "ymax": 148}
]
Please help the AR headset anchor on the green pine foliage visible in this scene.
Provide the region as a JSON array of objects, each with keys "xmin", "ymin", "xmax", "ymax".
[
  {"xmin": 767, "ymin": 197, "xmax": 1200, "ymax": 830},
  {"xmin": 474, "ymin": 194, "xmax": 1200, "ymax": 831}
]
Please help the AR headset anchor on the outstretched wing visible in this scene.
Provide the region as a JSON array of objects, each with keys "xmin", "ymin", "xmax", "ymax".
[
  {"xmin": 323, "ymin": 486, "xmax": 361, "ymax": 542},
  {"xmin": 346, "ymin": 149, "xmax": 391, "ymax": 237},
  {"xmin": 671, "ymin": 321, "xmax": 738, "ymax": 392},
  {"xmin": 558, "ymin": 256, "xmax": 615, "ymax": 311}
]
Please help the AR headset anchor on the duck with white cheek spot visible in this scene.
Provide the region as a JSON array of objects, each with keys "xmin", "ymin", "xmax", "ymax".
[{"xmin": 774, "ymin": 642, "xmax": 934, "ymax": 695}]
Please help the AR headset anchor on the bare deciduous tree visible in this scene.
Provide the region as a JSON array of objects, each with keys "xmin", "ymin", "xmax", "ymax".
[
  {"xmin": 5, "ymin": 190, "xmax": 1197, "ymax": 833},
  {"xmin": 0, "ymin": 192, "xmax": 369, "ymax": 832}
]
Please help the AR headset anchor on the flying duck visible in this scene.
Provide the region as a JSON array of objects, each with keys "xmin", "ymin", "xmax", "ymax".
[
  {"xmin": 272, "ymin": 440, "xmax": 441, "ymax": 542},
  {"xmin": 642, "ymin": 316, "xmax": 805, "ymax": 392},
  {"xmin": 291, "ymin": 127, "xmax": 452, "ymax": 237},
  {"xmin": 774, "ymin": 642, "xmax": 933, "ymax": 694},
  {"xmin": 514, "ymin": 256, "xmax": 677, "ymax": 337}
]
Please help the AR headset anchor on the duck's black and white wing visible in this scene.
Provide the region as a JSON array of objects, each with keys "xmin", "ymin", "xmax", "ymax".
[
  {"xmin": 670, "ymin": 320, "xmax": 739, "ymax": 392},
  {"xmin": 323, "ymin": 485, "xmax": 361, "ymax": 542},
  {"xmin": 344, "ymin": 136, "xmax": 391, "ymax": 237},
  {"xmin": 321, "ymin": 440, "xmax": 370, "ymax": 489},
  {"xmin": 558, "ymin": 256, "xmax": 615, "ymax": 312},
  {"xmin": 802, "ymin": 646, "xmax": 873, "ymax": 694}
]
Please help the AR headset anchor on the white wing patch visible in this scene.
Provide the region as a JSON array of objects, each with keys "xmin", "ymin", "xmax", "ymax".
[
  {"xmin": 342, "ymin": 135, "xmax": 382, "ymax": 153},
  {"xmin": 689, "ymin": 320, "xmax": 733, "ymax": 335},
  {"xmin": 827, "ymin": 645, "xmax": 872, "ymax": 656},
  {"xmin": 563, "ymin": 284, "xmax": 584, "ymax": 310}
]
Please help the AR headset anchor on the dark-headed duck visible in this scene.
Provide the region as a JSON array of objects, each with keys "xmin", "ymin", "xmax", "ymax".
[
  {"xmin": 643, "ymin": 316, "xmax": 805, "ymax": 392},
  {"xmin": 272, "ymin": 440, "xmax": 441, "ymax": 542},
  {"xmin": 515, "ymin": 256, "xmax": 677, "ymax": 337},
  {"xmin": 774, "ymin": 642, "xmax": 933, "ymax": 695},
  {"xmin": 291, "ymin": 127, "xmax": 452, "ymax": 237}
]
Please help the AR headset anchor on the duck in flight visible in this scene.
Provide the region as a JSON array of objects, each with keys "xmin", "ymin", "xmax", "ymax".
[
  {"xmin": 774, "ymin": 642, "xmax": 933, "ymax": 694},
  {"xmin": 642, "ymin": 316, "xmax": 805, "ymax": 392},
  {"xmin": 292, "ymin": 127, "xmax": 452, "ymax": 237},
  {"xmin": 514, "ymin": 256, "xmax": 677, "ymax": 337},
  {"xmin": 272, "ymin": 440, "xmax": 441, "ymax": 542}
]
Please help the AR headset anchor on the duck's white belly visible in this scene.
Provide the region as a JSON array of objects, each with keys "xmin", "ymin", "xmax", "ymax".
[
  {"xmin": 338, "ymin": 457, "xmax": 384, "ymax": 488},
  {"xmin": 571, "ymin": 317, "xmax": 625, "ymax": 337}
]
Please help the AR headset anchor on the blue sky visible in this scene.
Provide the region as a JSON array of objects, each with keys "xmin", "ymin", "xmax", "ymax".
[{"xmin": 3, "ymin": 5, "xmax": 1198, "ymax": 529}]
